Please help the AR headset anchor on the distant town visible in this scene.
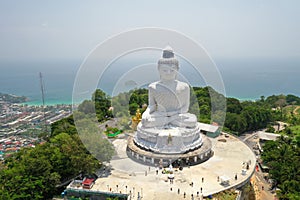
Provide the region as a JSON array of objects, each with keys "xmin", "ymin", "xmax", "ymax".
[{"xmin": 0, "ymin": 93, "xmax": 71, "ymax": 160}]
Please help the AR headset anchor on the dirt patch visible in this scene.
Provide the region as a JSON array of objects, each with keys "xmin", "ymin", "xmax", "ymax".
[{"xmin": 294, "ymin": 106, "xmax": 300, "ymax": 115}]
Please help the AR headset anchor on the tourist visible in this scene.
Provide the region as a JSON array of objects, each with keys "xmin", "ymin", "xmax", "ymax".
[
  {"xmin": 133, "ymin": 187, "xmax": 135, "ymax": 197},
  {"xmin": 178, "ymin": 188, "xmax": 180, "ymax": 194},
  {"xmin": 202, "ymin": 177, "xmax": 204, "ymax": 183},
  {"xmin": 183, "ymin": 192, "xmax": 186, "ymax": 198}
]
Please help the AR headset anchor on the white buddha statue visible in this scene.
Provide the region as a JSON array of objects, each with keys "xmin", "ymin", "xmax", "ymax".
[{"xmin": 141, "ymin": 46, "xmax": 197, "ymax": 128}]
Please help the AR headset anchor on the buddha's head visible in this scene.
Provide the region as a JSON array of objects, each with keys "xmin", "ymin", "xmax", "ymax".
[{"xmin": 158, "ymin": 46, "xmax": 179, "ymax": 81}]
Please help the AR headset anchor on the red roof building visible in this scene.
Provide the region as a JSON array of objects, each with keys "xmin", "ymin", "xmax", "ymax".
[{"xmin": 82, "ymin": 178, "xmax": 94, "ymax": 189}]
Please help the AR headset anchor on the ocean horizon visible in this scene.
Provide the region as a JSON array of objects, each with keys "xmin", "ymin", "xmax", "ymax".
[{"xmin": 1, "ymin": 58, "xmax": 299, "ymax": 106}]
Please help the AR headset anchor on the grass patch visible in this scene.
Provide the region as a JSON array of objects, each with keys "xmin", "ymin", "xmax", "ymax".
[
  {"xmin": 213, "ymin": 189, "xmax": 238, "ymax": 200},
  {"xmin": 290, "ymin": 125, "xmax": 300, "ymax": 134},
  {"xmin": 282, "ymin": 105, "xmax": 294, "ymax": 115},
  {"xmin": 283, "ymin": 105, "xmax": 300, "ymax": 115}
]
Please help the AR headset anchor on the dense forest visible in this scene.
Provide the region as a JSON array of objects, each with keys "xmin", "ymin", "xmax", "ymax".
[
  {"xmin": 108, "ymin": 87, "xmax": 280, "ymax": 135},
  {"xmin": 0, "ymin": 88, "xmax": 300, "ymax": 199},
  {"xmin": 261, "ymin": 135, "xmax": 300, "ymax": 199},
  {"xmin": 0, "ymin": 90, "xmax": 115, "ymax": 199}
]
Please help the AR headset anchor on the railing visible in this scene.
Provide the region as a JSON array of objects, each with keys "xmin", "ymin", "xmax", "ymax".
[{"xmin": 65, "ymin": 188, "xmax": 129, "ymax": 200}]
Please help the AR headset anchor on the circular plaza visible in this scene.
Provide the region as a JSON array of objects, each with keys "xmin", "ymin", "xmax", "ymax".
[{"xmin": 90, "ymin": 133, "xmax": 256, "ymax": 199}]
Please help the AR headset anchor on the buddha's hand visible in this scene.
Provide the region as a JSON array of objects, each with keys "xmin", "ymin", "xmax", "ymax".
[
  {"xmin": 165, "ymin": 111, "xmax": 179, "ymax": 117},
  {"xmin": 178, "ymin": 113, "xmax": 190, "ymax": 119}
]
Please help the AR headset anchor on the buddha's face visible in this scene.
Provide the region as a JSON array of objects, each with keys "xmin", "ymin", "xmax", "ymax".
[{"xmin": 158, "ymin": 64, "xmax": 178, "ymax": 81}]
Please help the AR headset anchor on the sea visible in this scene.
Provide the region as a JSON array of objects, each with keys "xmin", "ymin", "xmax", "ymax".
[{"xmin": 0, "ymin": 58, "xmax": 299, "ymax": 106}]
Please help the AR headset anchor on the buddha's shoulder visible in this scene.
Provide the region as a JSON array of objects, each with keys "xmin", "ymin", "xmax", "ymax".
[
  {"xmin": 148, "ymin": 81, "xmax": 160, "ymax": 89},
  {"xmin": 176, "ymin": 80, "xmax": 189, "ymax": 88},
  {"xmin": 175, "ymin": 81, "xmax": 189, "ymax": 92}
]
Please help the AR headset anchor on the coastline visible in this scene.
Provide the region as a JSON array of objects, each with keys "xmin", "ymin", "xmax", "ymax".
[
  {"xmin": 23, "ymin": 96, "xmax": 259, "ymax": 106},
  {"xmin": 227, "ymin": 96, "xmax": 257, "ymax": 102},
  {"xmin": 23, "ymin": 100, "xmax": 73, "ymax": 106},
  {"xmin": 10, "ymin": 93, "xmax": 300, "ymax": 106},
  {"xmin": 3, "ymin": 89, "xmax": 300, "ymax": 107}
]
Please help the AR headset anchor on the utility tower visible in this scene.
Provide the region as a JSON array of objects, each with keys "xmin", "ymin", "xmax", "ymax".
[{"xmin": 39, "ymin": 72, "xmax": 47, "ymax": 133}]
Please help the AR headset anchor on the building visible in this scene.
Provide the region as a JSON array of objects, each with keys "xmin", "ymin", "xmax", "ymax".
[{"xmin": 199, "ymin": 122, "xmax": 221, "ymax": 138}]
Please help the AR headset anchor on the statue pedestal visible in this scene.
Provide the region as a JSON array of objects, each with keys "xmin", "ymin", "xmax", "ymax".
[
  {"xmin": 133, "ymin": 123, "xmax": 203, "ymax": 154},
  {"xmin": 156, "ymin": 129, "xmax": 183, "ymax": 154},
  {"xmin": 127, "ymin": 131, "xmax": 212, "ymax": 167}
]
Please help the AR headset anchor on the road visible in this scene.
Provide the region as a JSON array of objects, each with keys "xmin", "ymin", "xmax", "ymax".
[
  {"xmin": 293, "ymin": 106, "xmax": 300, "ymax": 115},
  {"xmin": 251, "ymin": 170, "xmax": 277, "ymax": 200},
  {"xmin": 239, "ymin": 132, "xmax": 277, "ymax": 200}
]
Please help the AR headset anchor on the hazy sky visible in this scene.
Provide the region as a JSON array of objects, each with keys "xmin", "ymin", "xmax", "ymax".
[{"xmin": 1, "ymin": 0, "xmax": 300, "ymax": 62}]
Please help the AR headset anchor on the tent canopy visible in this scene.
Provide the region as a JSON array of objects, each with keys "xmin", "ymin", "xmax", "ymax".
[{"xmin": 220, "ymin": 175, "xmax": 230, "ymax": 182}]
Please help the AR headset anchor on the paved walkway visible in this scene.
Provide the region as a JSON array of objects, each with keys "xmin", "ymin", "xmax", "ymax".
[
  {"xmin": 251, "ymin": 169, "xmax": 277, "ymax": 200},
  {"xmin": 90, "ymin": 133, "xmax": 256, "ymax": 200}
]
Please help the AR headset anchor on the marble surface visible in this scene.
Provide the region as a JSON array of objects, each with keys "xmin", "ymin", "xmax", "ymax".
[{"xmin": 135, "ymin": 46, "xmax": 202, "ymax": 154}]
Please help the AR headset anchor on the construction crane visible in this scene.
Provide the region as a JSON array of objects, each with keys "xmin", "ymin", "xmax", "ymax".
[{"xmin": 39, "ymin": 72, "xmax": 47, "ymax": 133}]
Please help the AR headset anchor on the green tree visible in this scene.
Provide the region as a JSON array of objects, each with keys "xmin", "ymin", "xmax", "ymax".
[
  {"xmin": 286, "ymin": 94, "xmax": 300, "ymax": 105},
  {"xmin": 92, "ymin": 89, "xmax": 113, "ymax": 121},
  {"xmin": 0, "ymin": 145, "xmax": 61, "ymax": 199},
  {"xmin": 224, "ymin": 113, "xmax": 247, "ymax": 134},
  {"xmin": 129, "ymin": 102, "xmax": 139, "ymax": 115},
  {"xmin": 266, "ymin": 125, "xmax": 275, "ymax": 133},
  {"xmin": 227, "ymin": 98, "xmax": 242, "ymax": 114},
  {"xmin": 76, "ymin": 117, "xmax": 115, "ymax": 162},
  {"xmin": 0, "ymin": 115, "xmax": 108, "ymax": 199},
  {"xmin": 78, "ymin": 100, "xmax": 95, "ymax": 114},
  {"xmin": 261, "ymin": 136, "xmax": 300, "ymax": 199},
  {"xmin": 51, "ymin": 115, "xmax": 77, "ymax": 137}
]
